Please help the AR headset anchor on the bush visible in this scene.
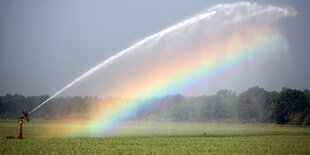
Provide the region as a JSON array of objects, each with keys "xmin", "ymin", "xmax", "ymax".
[
  {"xmin": 303, "ymin": 115, "xmax": 310, "ymax": 126},
  {"xmin": 289, "ymin": 113, "xmax": 303, "ymax": 125}
]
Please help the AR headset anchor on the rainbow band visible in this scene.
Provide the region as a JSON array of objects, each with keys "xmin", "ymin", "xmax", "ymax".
[{"xmin": 82, "ymin": 28, "xmax": 285, "ymax": 136}]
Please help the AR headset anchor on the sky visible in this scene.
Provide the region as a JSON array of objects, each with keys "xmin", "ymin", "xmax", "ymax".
[{"xmin": 0, "ymin": 0, "xmax": 310, "ymax": 97}]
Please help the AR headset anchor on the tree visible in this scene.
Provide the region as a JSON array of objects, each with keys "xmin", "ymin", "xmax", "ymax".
[
  {"xmin": 202, "ymin": 90, "xmax": 237, "ymax": 121},
  {"xmin": 274, "ymin": 88, "xmax": 309, "ymax": 124},
  {"xmin": 267, "ymin": 91, "xmax": 280, "ymax": 123},
  {"xmin": 236, "ymin": 86, "xmax": 270, "ymax": 122}
]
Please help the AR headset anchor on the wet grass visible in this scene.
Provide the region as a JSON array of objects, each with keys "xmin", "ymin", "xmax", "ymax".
[{"xmin": 0, "ymin": 120, "xmax": 310, "ymax": 154}]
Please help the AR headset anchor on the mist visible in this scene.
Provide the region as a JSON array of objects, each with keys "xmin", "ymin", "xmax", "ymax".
[{"xmin": 60, "ymin": 2, "xmax": 297, "ymax": 98}]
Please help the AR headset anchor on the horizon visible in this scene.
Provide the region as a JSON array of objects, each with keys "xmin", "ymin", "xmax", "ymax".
[{"xmin": 1, "ymin": 85, "xmax": 308, "ymax": 99}]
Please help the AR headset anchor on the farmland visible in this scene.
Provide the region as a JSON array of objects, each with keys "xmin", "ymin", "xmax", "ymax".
[{"xmin": 1, "ymin": 120, "xmax": 310, "ymax": 154}]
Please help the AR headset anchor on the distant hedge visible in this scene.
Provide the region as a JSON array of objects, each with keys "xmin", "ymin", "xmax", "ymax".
[{"xmin": 1, "ymin": 86, "xmax": 309, "ymax": 125}]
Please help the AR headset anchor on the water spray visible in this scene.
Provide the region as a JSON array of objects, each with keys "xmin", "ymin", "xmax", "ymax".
[
  {"xmin": 27, "ymin": 10, "xmax": 217, "ymax": 115},
  {"xmin": 27, "ymin": 3, "xmax": 296, "ymax": 115},
  {"xmin": 7, "ymin": 2, "xmax": 295, "ymax": 138}
]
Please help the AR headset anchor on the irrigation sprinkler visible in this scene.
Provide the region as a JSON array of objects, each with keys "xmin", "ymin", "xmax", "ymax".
[{"xmin": 6, "ymin": 111, "xmax": 30, "ymax": 140}]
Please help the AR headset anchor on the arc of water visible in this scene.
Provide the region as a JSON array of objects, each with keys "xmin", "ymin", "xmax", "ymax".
[
  {"xmin": 28, "ymin": 11, "xmax": 217, "ymax": 114},
  {"xmin": 28, "ymin": 2, "xmax": 296, "ymax": 115}
]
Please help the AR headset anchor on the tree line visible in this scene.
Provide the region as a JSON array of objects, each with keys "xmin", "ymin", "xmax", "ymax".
[{"xmin": 0, "ymin": 86, "xmax": 309, "ymax": 125}]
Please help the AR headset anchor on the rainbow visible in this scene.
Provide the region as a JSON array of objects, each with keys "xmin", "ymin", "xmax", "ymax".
[
  {"xmin": 64, "ymin": 27, "xmax": 286, "ymax": 137},
  {"xmin": 30, "ymin": 2, "xmax": 295, "ymax": 137}
]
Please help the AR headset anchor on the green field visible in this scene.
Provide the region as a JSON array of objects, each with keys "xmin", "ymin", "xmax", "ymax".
[{"xmin": 1, "ymin": 120, "xmax": 310, "ymax": 154}]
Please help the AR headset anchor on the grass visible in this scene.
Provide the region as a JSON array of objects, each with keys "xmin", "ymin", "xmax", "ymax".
[{"xmin": 1, "ymin": 120, "xmax": 310, "ymax": 154}]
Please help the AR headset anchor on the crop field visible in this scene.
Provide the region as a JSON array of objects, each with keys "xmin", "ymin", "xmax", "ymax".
[{"xmin": 1, "ymin": 120, "xmax": 310, "ymax": 154}]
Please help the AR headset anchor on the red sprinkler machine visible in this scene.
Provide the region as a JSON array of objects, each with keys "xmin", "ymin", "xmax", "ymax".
[{"xmin": 6, "ymin": 111, "xmax": 30, "ymax": 139}]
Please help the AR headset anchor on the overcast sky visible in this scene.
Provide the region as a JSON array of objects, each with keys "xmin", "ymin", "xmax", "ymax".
[{"xmin": 0, "ymin": 0, "xmax": 309, "ymax": 96}]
